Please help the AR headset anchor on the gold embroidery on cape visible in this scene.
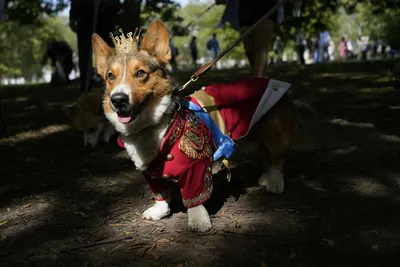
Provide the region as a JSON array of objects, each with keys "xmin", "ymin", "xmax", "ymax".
[
  {"xmin": 179, "ymin": 128, "xmax": 211, "ymax": 160},
  {"xmin": 166, "ymin": 113, "xmax": 184, "ymax": 148},
  {"xmin": 179, "ymin": 112, "xmax": 212, "ymax": 160}
]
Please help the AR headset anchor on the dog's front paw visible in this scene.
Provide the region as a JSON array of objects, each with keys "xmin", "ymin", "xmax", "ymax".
[
  {"xmin": 259, "ymin": 168, "xmax": 284, "ymax": 194},
  {"xmin": 187, "ymin": 205, "xmax": 212, "ymax": 232},
  {"xmin": 142, "ymin": 200, "xmax": 170, "ymax": 221},
  {"xmin": 102, "ymin": 125, "xmax": 116, "ymax": 143}
]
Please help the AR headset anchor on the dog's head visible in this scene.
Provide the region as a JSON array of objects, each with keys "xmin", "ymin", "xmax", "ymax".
[{"xmin": 92, "ymin": 20, "xmax": 175, "ymax": 135}]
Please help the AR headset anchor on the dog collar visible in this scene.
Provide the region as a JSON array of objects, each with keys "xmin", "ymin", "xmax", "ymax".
[{"xmin": 117, "ymin": 136, "xmax": 125, "ymax": 148}]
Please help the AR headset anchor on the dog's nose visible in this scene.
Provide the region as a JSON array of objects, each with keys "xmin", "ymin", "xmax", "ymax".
[{"xmin": 111, "ymin": 93, "xmax": 129, "ymax": 108}]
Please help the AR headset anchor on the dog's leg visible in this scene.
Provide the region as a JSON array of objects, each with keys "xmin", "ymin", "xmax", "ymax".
[
  {"xmin": 258, "ymin": 149, "xmax": 285, "ymax": 194},
  {"xmin": 258, "ymin": 136, "xmax": 291, "ymax": 194},
  {"xmin": 142, "ymin": 178, "xmax": 171, "ymax": 221},
  {"xmin": 187, "ymin": 204, "xmax": 212, "ymax": 232},
  {"xmin": 102, "ymin": 124, "xmax": 116, "ymax": 143},
  {"xmin": 86, "ymin": 124, "xmax": 104, "ymax": 148},
  {"xmin": 142, "ymin": 199, "xmax": 171, "ymax": 221},
  {"xmin": 257, "ymin": 98, "xmax": 294, "ymax": 194},
  {"xmin": 83, "ymin": 133, "xmax": 87, "ymax": 147}
]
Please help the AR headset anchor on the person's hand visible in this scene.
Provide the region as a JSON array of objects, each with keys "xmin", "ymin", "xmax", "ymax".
[{"xmin": 69, "ymin": 19, "xmax": 77, "ymax": 33}]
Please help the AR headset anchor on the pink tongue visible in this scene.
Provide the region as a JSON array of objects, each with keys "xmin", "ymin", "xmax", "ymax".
[{"xmin": 117, "ymin": 115, "xmax": 132, "ymax": 123}]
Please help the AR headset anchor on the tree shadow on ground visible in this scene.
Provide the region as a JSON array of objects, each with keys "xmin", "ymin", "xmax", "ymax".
[{"xmin": 1, "ymin": 60, "xmax": 400, "ymax": 267}]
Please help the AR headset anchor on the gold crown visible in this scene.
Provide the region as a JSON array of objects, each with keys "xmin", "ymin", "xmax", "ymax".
[{"xmin": 110, "ymin": 28, "xmax": 141, "ymax": 54}]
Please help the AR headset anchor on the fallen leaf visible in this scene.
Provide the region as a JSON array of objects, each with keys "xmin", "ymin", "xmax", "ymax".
[
  {"xmin": 25, "ymin": 157, "xmax": 37, "ymax": 163},
  {"xmin": 290, "ymin": 250, "xmax": 296, "ymax": 259},
  {"xmin": 0, "ymin": 221, "xmax": 7, "ymax": 226},
  {"xmin": 157, "ymin": 238, "xmax": 169, "ymax": 243},
  {"xmin": 146, "ymin": 251, "xmax": 160, "ymax": 260},
  {"xmin": 142, "ymin": 243, "xmax": 159, "ymax": 260},
  {"xmin": 109, "ymin": 223, "xmax": 127, "ymax": 227},
  {"xmin": 372, "ymin": 244, "xmax": 379, "ymax": 252},
  {"xmin": 124, "ymin": 231, "xmax": 132, "ymax": 235},
  {"xmin": 22, "ymin": 203, "xmax": 31, "ymax": 208},
  {"xmin": 73, "ymin": 211, "xmax": 88, "ymax": 218},
  {"xmin": 223, "ymin": 228, "xmax": 240, "ymax": 234},
  {"xmin": 313, "ymin": 187, "xmax": 328, "ymax": 192},
  {"xmin": 322, "ymin": 239, "xmax": 334, "ymax": 246},
  {"xmin": 372, "ymin": 229, "xmax": 379, "ymax": 235}
]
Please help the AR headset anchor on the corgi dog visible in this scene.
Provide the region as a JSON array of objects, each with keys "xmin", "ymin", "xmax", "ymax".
[
  {"xmin": 92, "ymin": 20, "xmax": 302, "ymax": 232},
  {"xmin": 63, "ymin": 86, "xmax": 116, "ymax": 148}
]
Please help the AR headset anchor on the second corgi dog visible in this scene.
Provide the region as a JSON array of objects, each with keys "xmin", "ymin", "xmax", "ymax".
[{"xmin": 63, "ymin": 86, "xmax": 116, "ymax": 148}]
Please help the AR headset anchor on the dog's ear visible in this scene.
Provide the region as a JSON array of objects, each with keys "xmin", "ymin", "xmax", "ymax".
[
  {"xmin": 92, "ymin": 34, "xmax": 114, "ymax": 78},
  {"xmin": 141, "ymin": 20, "xmax": 171, "ymax": 65}
]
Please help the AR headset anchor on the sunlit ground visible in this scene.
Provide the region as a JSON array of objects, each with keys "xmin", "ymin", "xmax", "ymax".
[{"xmin": 1, "ymin": 60, "xmax": 400, "ymax": 266}]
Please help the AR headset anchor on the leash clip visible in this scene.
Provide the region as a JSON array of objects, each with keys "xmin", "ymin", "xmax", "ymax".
[{"xmin": 179, "ymin": 75, "xmax": 199, "ymax": 92}]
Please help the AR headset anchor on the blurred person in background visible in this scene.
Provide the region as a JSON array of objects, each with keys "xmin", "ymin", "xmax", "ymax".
[
  {"xmin": 41, "ymin": 38, "xmax": 74, "ymax": 85},
  {"xmin": 69, "ymin": 0, "xmax": 120, "ymax": 95},
  {"xmin": 295, "ymin": 28, "xmax": 307, "ymax": 65},
  {"xmin": 0, "ymin": 0, "xmax": 5, "ymax": 21},
  {"xmin": 217, "ymin": 0, "xmax": 286, "ymax": 77},
  {"xmin": 190, "ymin": 36, "xmax": 199, "ymax": 68}
]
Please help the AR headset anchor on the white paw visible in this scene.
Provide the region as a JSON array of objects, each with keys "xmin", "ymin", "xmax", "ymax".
[
  {"xmin": 187, "ymin": 205, "xmax": 212, "ymax": 232},
  {"xmin": 259, "ymin": 168, "xmax": 284, "ymax": 194},
  {"xmin": 142, "ymin": 200, "xmax": 170, "ymax": 221}
]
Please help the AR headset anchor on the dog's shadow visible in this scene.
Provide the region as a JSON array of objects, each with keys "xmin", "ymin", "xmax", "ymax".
[{"xmin": 169, "ymin": 156, "xmax": 264, "ymax": 216}]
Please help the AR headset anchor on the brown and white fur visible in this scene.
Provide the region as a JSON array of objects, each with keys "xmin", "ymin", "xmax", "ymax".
[
  {"xmin": 63, "ymin": 87, "xmax": 116, "ymax": 148},
  {"xmin": 92, "ymin": 20, "xmax": 296, "ymax": 232}
]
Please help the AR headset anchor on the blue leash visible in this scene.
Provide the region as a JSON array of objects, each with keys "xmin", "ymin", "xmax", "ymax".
[{"xmin": 179, "ymin": 99, "xmax": 235, "ymax": 162}]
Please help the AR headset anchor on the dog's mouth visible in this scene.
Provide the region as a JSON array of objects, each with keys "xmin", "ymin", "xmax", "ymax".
[
  {"xmin": 112, "ymin": 96, "xmax": 150, "ymax": 124},
  {"xmin": 116, "ymin": 112, "xmax": 132, "ymax": 124}
]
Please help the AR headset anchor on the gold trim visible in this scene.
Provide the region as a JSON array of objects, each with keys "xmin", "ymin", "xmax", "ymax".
[
  {"xmin": 182, "ymin": 167, "xmax": 213, "ymax": 208},
  {"xmin": 189, "ymin": 90, "xmax": 228, "ymax": 136},
  {"xmin": 189, "ymin": 90, "xmax": 231, "ymax": 172}
]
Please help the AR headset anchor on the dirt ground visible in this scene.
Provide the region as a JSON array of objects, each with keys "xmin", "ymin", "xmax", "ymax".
[{"xmin": 1, "ymin": 60, "xmax": 400, "ymax": 267}]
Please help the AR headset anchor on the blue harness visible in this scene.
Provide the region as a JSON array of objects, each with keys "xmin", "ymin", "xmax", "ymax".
[{"xmin": 179, "ymin": 99, "xmax": 235, "ymax": 162}]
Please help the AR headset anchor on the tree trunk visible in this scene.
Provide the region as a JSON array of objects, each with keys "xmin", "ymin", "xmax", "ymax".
[{"xmin": 120, "ymin": 0, "xmax": 142, "ymax": 33}]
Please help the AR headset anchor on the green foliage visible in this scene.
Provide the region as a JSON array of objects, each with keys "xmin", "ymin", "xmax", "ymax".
[
  {"xmin": 330, "ymin": 1, "xmax": 400, "ymax": 50},
  {"xmin": 0, "ymin": 16, "xmax": 77, "ymax": 79},
  {"xmin": 4, "ymin": 0, "xmax": 68, "ymax": 25},
  {"xmin": 172, "ymin": 0, "xmax": 245, "ymax": 64},
  {"xmin": 382, "ymin": 9, "xmax": 400, "ymax": 50},
  {"xmin": 2, "ymin": 0, "xmax": 400, "ymax": 80},
  {"xmin": 140, "ymin": 0, "xmax": 186, "ymax": 36}
]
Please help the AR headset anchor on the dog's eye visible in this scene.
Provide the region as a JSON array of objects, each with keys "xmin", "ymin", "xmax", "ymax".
[
  {"xmin": 136, "ymin": 69, "xmax": 146, "ymax": 78},
  {"xmin": 107, "ymin": 72, "xmax": 115, "ymax": 81}
]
